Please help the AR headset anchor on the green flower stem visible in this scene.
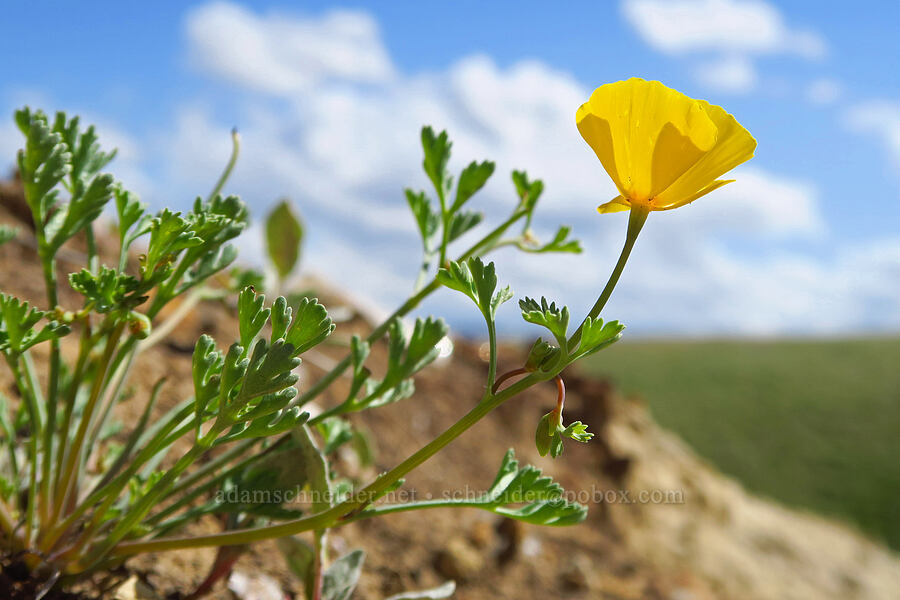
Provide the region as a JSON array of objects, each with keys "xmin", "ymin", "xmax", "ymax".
[
  {"xmin": 206, "ymin": 128, "xmax": 240, "ymax": 205},
  {"xmin": 568, "ymin": 206, "xmax": 648, "ymax": 349},
  {"xmin": 41, "ymin": 403, "xmax": 197, "ymax": 553},
  {"xmin": 143, "ymin": 439, "xmax": 260, "ymax": 527},
  {"xmin": 338, "ymin": 499, "xmax": 486, "ymax": 523},
  {"xmin": 109, "ymin": 373, "xmax": 540, "ymax": 557},
  {"xmin": 0, "ymin": 496, "xmax": 18, "ymax": 542},
  {"xmin": 485, "ymin": 319, "xmax": 498, "ymax": 393},
  {"xmin": 298, "ymin": 208, "xmax": 528, "ymax": 408},
  {"xmin": 86, "ymin": 445, "xmax": 208, "ymax": 564},
  {"xmin": 52, "ymin": 324, "xmax": 92, "ymax": 501},
  {"xmin": 51, "ymin": 322, "xmax": 125, "ymax": 524}
]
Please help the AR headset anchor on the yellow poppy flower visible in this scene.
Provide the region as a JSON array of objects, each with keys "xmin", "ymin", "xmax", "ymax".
[{"xmin": 576, "ymin": 78, "xmax": 757, "ymax": 214}]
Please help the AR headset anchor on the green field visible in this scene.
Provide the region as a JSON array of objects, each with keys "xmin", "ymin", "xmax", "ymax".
[{"xmin": 581, "ymin": 337, "xmax": 900, "ymax": 550}]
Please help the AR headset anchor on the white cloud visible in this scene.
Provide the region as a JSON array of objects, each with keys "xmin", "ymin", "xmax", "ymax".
[
  {"xmin": 185, "ymin": 1, "xmax": 395, "ymax": 96},
  {"xmin": 621, "ymin": 0, "xmax": 826, "ymax": 58},
  {"xmin": 843, "ymin": 100, "xmax": 900, "ymax": 171},
  {"xmin": 806, "ymin": 78, "xmax": 842, "ymax": 105},
  {"xmin": 692, "ymin": 55, "xmax": 758, "ymax": 93},
  {"xmin": 622, "ymin": 0, "xmax": 826, "ymax": 96}
]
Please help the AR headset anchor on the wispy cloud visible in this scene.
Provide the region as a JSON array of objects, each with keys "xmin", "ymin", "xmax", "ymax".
[
  {"xmin": 844, "ymin": 100, "xmax": 900, "ymax": 172},
  {"xmin": 621, "ymin": 0, "xmax": 826, "ymax": 94}
]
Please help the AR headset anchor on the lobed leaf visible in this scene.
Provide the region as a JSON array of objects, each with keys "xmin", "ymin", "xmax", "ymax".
[
  {"xmin": 421, "ymin": 126, "xmax": 452, "ymax": 202},
  {"xmin": 437, "ymin": 257, "xmax": 513, "ymax": 322},
  {"xmin": 574, "ymin": 317, "xmax": 625, "ymax": 360},
  {"xmin": 452, "ymin": 160, "xmax": 494, "ymax": 212},
  {"xmin": 519, "ymin": 297, "xmax": 570, "ymax": 347},
  {"xmin": 284, "ymin": 296, "xmax": 335, "ymax": 355}
]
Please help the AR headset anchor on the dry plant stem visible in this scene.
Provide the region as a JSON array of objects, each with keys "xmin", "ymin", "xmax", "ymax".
[
  {"xmin": 108, "ymin": 372, "xmax": 540, "ymax": 557},
  {"xmin": 568, "ymin": 205, "xmax": 648, "ymax": 349}
]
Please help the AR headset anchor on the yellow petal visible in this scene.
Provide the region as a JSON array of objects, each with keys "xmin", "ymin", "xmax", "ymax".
[
  {"xmin": 597, "ymin": 195, "xmax": 631, "ymax": 214},
  {"xmin": 576, "ymin": 108, "xmax": 627, "ymax": 197},
  {"xmin": 654, "ymin": 101, "xmax": 756, "ymax": 207},
  {"xmin": 577, "ymin": 78, "xmax": 718, "ymax": 202},
  {"xmin": 656, "ymin": 179, "xmax": 734, "ymax": 211}
]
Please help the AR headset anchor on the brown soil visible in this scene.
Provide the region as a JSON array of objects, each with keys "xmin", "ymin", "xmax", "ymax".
[{"xmin": 1, "ymin": 180, "xmax": 898, "ymax": 600}]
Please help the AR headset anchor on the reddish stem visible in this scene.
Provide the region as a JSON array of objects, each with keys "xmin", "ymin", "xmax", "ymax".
[{"xmin": 491, "ymin": 367, "xmax": 529, "ymax": 394}]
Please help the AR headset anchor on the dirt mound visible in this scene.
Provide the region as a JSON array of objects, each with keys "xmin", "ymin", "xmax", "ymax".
[{"xmin": 1, "ymin": 187, "xmax": 898, "ymax": 599}]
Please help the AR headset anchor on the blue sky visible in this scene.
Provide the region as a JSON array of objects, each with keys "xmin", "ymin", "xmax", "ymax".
[{"xmin": 2, "ymin": 1, "xmax": 899, "ymax": 337}]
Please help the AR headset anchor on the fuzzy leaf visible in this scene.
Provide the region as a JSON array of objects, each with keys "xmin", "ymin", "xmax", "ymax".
[
  {"xmin": 385, "ymin": 582, "xmax": 457, "ymax": 600},
  {"xmin": 238, "ymin": 287, "xmax": 270, "ymax": 349},
  {"xmin": 322, "ymin": 549, "xmax": 365, "ymax": 600},
  {"xmin": 15, "ymin": 108, "xmax": 70, "ymax": 222}
]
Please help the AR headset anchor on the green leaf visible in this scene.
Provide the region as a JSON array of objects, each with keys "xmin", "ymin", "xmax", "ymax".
[
  {"xmin": 0, "ymin": 225, "xmax": 18, "ymax": 246},
  {"xmin": 482, "ymin": 449, "xmax": 587, "ymax": 525},
  {"xmin": 385, "ymin": 582, "xmax": 457, "ymax": 600},
  {"xmin": 51, "ymin": 112, "xmax": 116, "ymax": 184},
  {"xmin": 238, "ymin": 287, "xmax": 270, "ymax": 350},
  {"xmin": 284, "ymin": 296, "xmax": 334, "ymax": 355},
  {"xmin": 114, "ymin": 186, "xmax": 150, "ymax": 251},
  {"xmin": 142, "ymin": 209, "xmax": 203, "ymax": 279},
  {"xmin": 192, "ymin": 335, "xmax": 223, "ymax": 430},
  {"xmin": 16, "ymin": 108, "xmax": 70, "ymax": 223},
  {"xmin": 265, "ymin": 199, "xmax": 304, "ymax": 279},
  {"xmin": 452, "ymin": 160, "xmax": 494, "ymax": 212},
  {"xmin": 69, "ymin": 266, "xmax": 140, "ymax": 313},
  {"xmin": 523, "ymin": 338, "xmax": 560, "ymax": 373},
  {"xmin": 574, "ymin": 317, "xmax": 625, "ymax": 360},
  {"xmin": 317, "ymin": 417, "xmax": 354, "ymax": 454},
  {"xmin": 277, "ymin": 536, "xmax": 316, "ymax": 590},
  {"xmin": 239, "ymin": 339, "xmax": 300, "ymax": 402},
  {"xmin": 437, "ymin": 257, "xmax": 513, "ymax": 322},
  {"xmin": 402, "ymin": 316, "xmax": 449, "ymax": 376},
  {"xmin": 562, "ymin": 421, "xmax": 593, "ymax": 443},
  {"xmin": 519, "ymin": 297, "xmax": 569, "ymax": 347},
  {"xmin": 322, "ymin": 549, "xmax": 365, "ymax": 600},
  {"xmin": 447, "ymin": 210, "xmax": 483, "ymax": 243},
  {"xmin": 405, "ymin": 189, "xmax": 440, "ymax": 253},
  {"xmin": 292, "ymin": 424, "xmax": 332, "ymax": 512},
  {"xmin": 534, "ymin": 412, "xmax": 555, "ymax": 457},
  {"xmin": 270, "ymin": 296, "xmax": 292, "ymax": 341},
  {"xmin": 216, "ymin": 405, "xmax": 308, "ymax": 445},
  {"xmin": 520, "ymin": 225, "xmax": 582, "ymax": 254},
  {"xmin": 46, "ymin": 172, "xmax": 115, "ymax": 252},
  {"xmin": 421, "ymin": 127, "xmax": 452, "ymax": 203},
  {"xmin": 0, "ymin": 294, "xmax": 70, "ymax": 354},
  {"xmin": 511, "ymin": 170, "xmax": 544, "ymax": 213}
]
